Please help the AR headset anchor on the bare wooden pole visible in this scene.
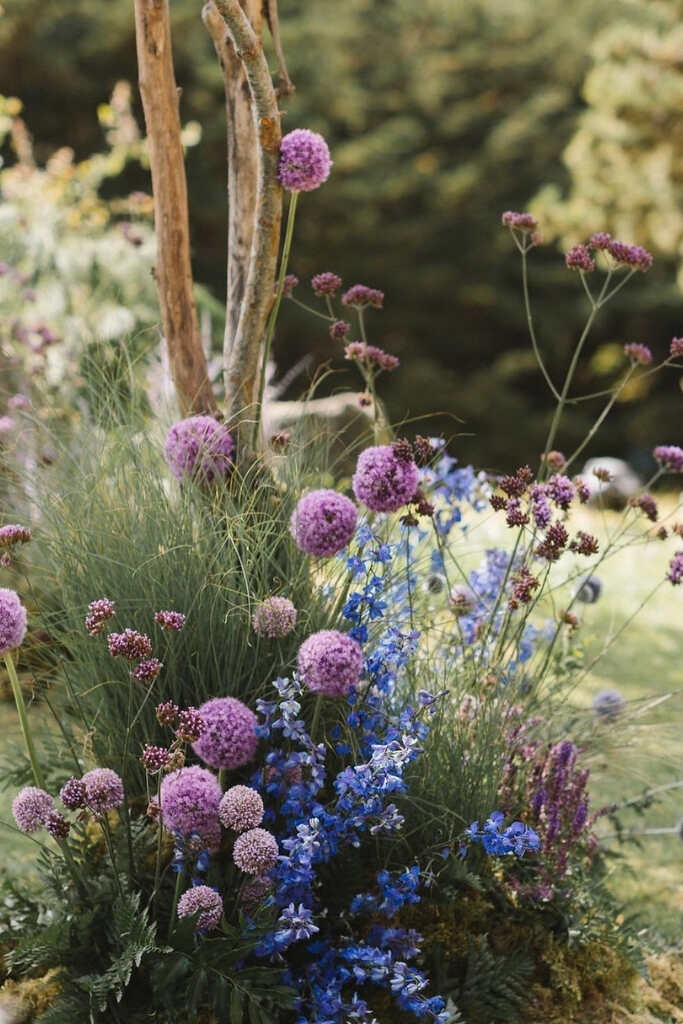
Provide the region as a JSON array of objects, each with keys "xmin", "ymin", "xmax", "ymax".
[
  {"xmin": 210, "ymin": 0, "xmax": 283, "ymax": 439},
  {"xmin": 133, "ymin": 0, "xmax": 217, "ymax": 415}
]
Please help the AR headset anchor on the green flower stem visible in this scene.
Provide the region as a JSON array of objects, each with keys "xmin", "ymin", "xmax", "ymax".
[
  {"xmin": 100, "ymin": 814, "xmax": 125, "ymax": 899},
  {"xmin": 310, "ymin": 694, "xmax": 324, "ymax": 744},
  {"xmin": 253, "ymin": 189, "xmax": 300, "ymax": 449},
  {"xmin": 168, "ymin": 867, "xmax": 184, "ymax": 939},
  {"xmin": 5, "ymin": 652, "xmax": 45, "ymax": 789}
]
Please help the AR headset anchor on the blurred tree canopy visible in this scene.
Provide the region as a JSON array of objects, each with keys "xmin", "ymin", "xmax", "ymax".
[{"xmin": 1, "ymin": 0, "xmax": 680, "ymax": 469}]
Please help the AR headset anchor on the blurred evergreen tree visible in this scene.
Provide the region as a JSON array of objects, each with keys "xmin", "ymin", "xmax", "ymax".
[{"xmin": 1, "ymin": 0, "xmax": 679, "ymax": 466}]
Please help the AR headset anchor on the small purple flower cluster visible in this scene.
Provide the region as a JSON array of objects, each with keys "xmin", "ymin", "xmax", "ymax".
[
  {"xmin": 341, "ymin": 284, "xmax": 384, "ymax": 309},
  {"xmin": 107, "ymin": 628, "xmax": 153, "ymax": 660},
  {"xmin": 0, "ymin": 524, "xmax": 32, "ymax": 549},
  {"xmin": 85, "ymin": 598, "xmax": 115, "ymax": 637},
  {"xmin": 623, "ymin": 342, "xmax": 652, "ymax": 366},
  {"xmin": 14, "ymin": 767, "xmax": 125, "ymax": 839},
  {"xmin": 344, "ymin": 341, "xmax": 400, "ymax": 372},
  {"xmin": 667, "ymin": 551, "xmax": 683, "ymax": 585},
  {"xmin": 653, "ymin": 444, "xmax": 683, "ymax": 472},
  {"xmin": 154, "ymin": 609, "xmax": 186, "ymax": 632},
  {"xmin": 0, "ymin": 587, "xmax": 27, "ymax": 654}
]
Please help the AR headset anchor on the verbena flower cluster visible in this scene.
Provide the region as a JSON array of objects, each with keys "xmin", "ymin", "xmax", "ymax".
[{"xmin": 0, "ymin": 587, "xmax": 27, "ymax": 654}]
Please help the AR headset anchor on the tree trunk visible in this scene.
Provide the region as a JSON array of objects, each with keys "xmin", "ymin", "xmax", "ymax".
[{"xmin": 133, "ymin": 0, "xmax": 217, "ymax": 416}]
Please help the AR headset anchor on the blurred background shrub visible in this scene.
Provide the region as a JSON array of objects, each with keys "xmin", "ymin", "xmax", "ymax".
[{"xmin": 0, "ymin": 0, "xmax": 680, "ymax": 465}]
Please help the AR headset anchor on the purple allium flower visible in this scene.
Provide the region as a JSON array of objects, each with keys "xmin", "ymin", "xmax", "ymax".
[
  {"xmin": 352, "ymin": 445, "xmax": 419, "ymax": 512},
  {"xmin": 290, "ymin": 489, "xmax": 357, "ymax": 557},
  {"xmin": 141, "ymin": 745, "xmax": 171, "ymax": 773},
  {"xmin": 107, "ymin": 629, "xmax": 152, "ymax": 660},
  {"xmin": 667, "ymin": 551, "xmax": 683, "ymax": 586},
  {"xmin": 85, "ymin": 598, "xmax": 115, "ymax": 637},
  {"xmin": 0, "ymin": 416, "xmax": 16, "ymax": 435},
  {"xmin": 607, "ymin": 240, "xmax": 653, "ymax": 271},
  {"xmin": 177, "ymin": 885, "xmax": 223, "ymax": 931},
  {"xmin": 592, "ymin": 689, "xmax": 626, "ymax": 718},
  {"xmin": 653, "ymin": 445, "xmax": 683, "ymax": 473},
  {"xmin": 12, "ymin": 787, "xmax": 53, "ymax": 833},
  {"xmin": 163, "ymin": 416, "xmax": 235, "ymax": 483},
  {"xmin": 154, "ymin": 610, "xmax": 186, "ymax": 632},
  {"xmin": 45, "ymin": 810, "xmax": 70, "ymax": 840},
  {"xmin": 0, "ymin": 525, "xmax": 32, "ymax": 548},
  {"xmin": 0, "ymin": 588, "xmax": 27, "ymax": 654},
  {"xmin": 501, "ymin": 210, "xmax": 538, "ymax": 232},
  {"xmin": 191, "ymin": 697, "xmax": 258, "ymax": 771},
  {"xmin": 297, "ymin": 629, "xmax": 363, "ymax": 697},
  {"xmin": 329, "ymin": 320, "xmax": 351, "ymax": 342},
  {"xmin": 132, "ymin": 658, "xmax": 163, "ymax": 685},
  {"xmin": 311, "ymin": 272, "xmax": 342, "ymax": 296},
  {"xmin": 8, "ymin": 394, "xmax": 30, "ymax": 411},
  {"xmin": 160, "ymin": 765, "xmax": 221, "ymax": 841},
  {"xmin": 278, "ymin": 129, "xmax": 331, "ymax": 192},
  {"xmin": 82, "ymin": 768, "xmax": 124, "ymax": 814},
  {"xmin": 623, "ymin": 343, "xmax": 652, "ymax": 366},
  {"xmin": 156, "ymin": 700, "xmax": 179, "ymax": 726},
  {"xmin": 252, "ymin": 596, "xmax": 297, "ymax": 638},
  {"xmin": 565, "ymin": 245, "xmax": 595, "ymax": 272},
  {"xmin": 280, "ymin": 274, "xmax": 299, "ymax": 298},
  {"xmin": 341, "ymin": 284, "xmax": 384, "ymax": 309},
  {"xmin": 60, "ymin": 777, "xmax": 87, "ymax": 810},
  {"xmin": 176, "ymin": 706, "xmax": 205, "ymax": 743},
  {"xmin": 232, "ymin": 827, "xmax": 279, "ymax": 875},
  {"xmin": 670, "ymin": 337, "xmax": 683, "ymax": 359},
  {"xmin": 218, "ymin": 785, "xmax": 264, "ymax": 833},
  {"xmin": 241, "ymin": 875, "xmax": 272, "ymax": 908}
]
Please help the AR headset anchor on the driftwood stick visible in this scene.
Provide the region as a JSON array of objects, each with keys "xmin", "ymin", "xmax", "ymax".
[
  {"xmin": 212, "ymin": 0, "xmax": 283, "ymax": 438},
  {"xmin": 133, "ymin": 0, "xmax": 217, "ymax": 415},
  {"xmin": 202, "ymin": 1, "xmax": 259, "ymax": 367}
]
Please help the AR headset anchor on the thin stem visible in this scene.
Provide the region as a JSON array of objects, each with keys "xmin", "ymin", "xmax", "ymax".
[
  {"xmin": 168, "ymin": 867, "xmax": 184, "ymax": 939},
  {"xmin": 521, "ymin": 246, "xmax": 561, "ymax": 401},
  {"xmin": 310, "ymin": 694, "xmax": 323, "ymax": 744},
  {"xmin": 5, "ymin": 652, "xmax": 45, "ymax": 789},
  {"xmin": 289, "ymin": 297, "xmax": 334, "ymax": 322},
  {"xmin": 563, "ymin": 366, "xmax": 635, "ymax": 472},
  {"xmin": 100, "ymin": 815, "xmax": 125, "ymax": 900},
  {"xmin": 253, "ymin": 189, "xmax": 300, "ymax": 448}
]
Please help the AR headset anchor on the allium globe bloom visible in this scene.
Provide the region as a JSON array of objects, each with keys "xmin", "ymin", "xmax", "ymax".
[
  {"xmin": 60, "ymin": 777, "xmax": 87, "ymax": 810},
  {"xmin": 82, "ymin": 768, "xmax": 124, "ymax": 814},
  {"xmin": 290, "ymin": 489, "xmax": 357, "ymax": 557},
  {"xmin": 0, "ymin": 524, "xmax": 32, "ymax": 548},
  {"xmin": 232, "ymin": 827, "xmax": 279, "ymax": 876},
  {"xmin": 297, "ymin": 629, "xmax": 363, "ymax": 697},
  {"xmin": 12, "ymin": 787, "xmax": 53, "ymax": 833},
  {"xmin": 177, "ymin": 885, "xmax": 223, "ymax": 932},
  {"xmin": 107, "ymin": 629, "xmax": 152, "ymax": 660},
  {"xmin": 278, "ymin": 129, "xmax": 331, "ymax": 192},
  {"xmin": 191, "ymin": 697, "xmax": 258, "ymax": 771},
  {"xmin": 160, "ymin": 765, "xmax": 221, "ymax": 840},
  {"xmin": 252, "ymin": 596, "xmax": 298, "ymax": 638},
  {"xmin": 241, "ymin": 876, "xmax": 272, "ymax": 908},
  {"xmin": 592, "ymin": 689, "xmax": 626, "ymax": 718},
  {"xmin": 163, "ymin": 416, "xmax": 235, "ymax": 483},
  {"xmin": 623, "ymin": 343, "xmax": 652, "ymax": 366},
  {"xmin": 154, "ymin": 610, "xmax": 186, "ymax": 632},
  {"xmin": 85, "ymin": 598, "xmax": 115, "ymax": 637},
  {"xmin": 653, "ymin": 445, "xmax": 683, "ymax": 473},
  {"xmin": 219, "ymin": 785, "xmax": 264, "ymax": 833},
  {"xmin": 0, "ymin": 588, "xmax": 27, "ymax": 654},
  {"xmin": 352, "ymin": 445, "xmax": 419, "ymax": 512},
  {"xmin": 311, "ymin": 272, "xmax": 342, "ymax": 296}
]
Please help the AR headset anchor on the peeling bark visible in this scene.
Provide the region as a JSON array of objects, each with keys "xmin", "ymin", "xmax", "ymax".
[{"xmin": 133, "ymin": 0, "xmax": 217, "ymax": 415}]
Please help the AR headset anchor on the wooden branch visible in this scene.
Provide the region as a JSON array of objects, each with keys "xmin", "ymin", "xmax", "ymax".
[
  {"xmin": 212, "ymin": 0, "xmax": 283, "ymax": 435},
  {"xmin": 133, "ymin": 0, "xmax": 217, "ymax": 415},
  {"xmin": 202, "ymin": 1, "xmax": 259, "ymax": 365},
  {"xmin": 265, "ymin": 0, "xmax": 295, "ymax": 96}
]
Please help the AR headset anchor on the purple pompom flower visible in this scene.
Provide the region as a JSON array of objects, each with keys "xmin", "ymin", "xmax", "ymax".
[
  {"xmin": 160, "ymin": 765, "xmax": 222, "ymax": 842},
  {"xmin": 177, "ymin": 885, "xmax": 223, "ymax": 931},
  {"xmin": 252, "ymin": 596, "xmax": 297, "ymax": 638},
  {"xmin": 156, "ymin": 700, "xmax": 179, "ymax": 726},
  {"xmin": 12, "ymin": 787, "xmax": 53, "ymax": 833},
  {"xmin": 311, "ymin": 272, "xmax": 342, "ymax": 296},
  {"xmin": 82, "ymin": 768, "xmax": 124, "ymax": 814},
  {"xmin": 670, "ymin": 337, "xmax": 683, "ymax": 359},
  {"xmin": 192, "ymin": 697, "xmax": 258, "ymax": 771},
  {"xmin": 232, "ymin": 827, "xmax": 279, "ymax": 875},
  {"xmin": 297, "ymin": 629, "xmax": 363, "ymax": 698},
  {"xmin": 107, "ymin": 629, "xmax": 152, "ymax": 661},
  {"xmin": 329, "ymin": 320, "xmax": 351, "ymax": 342},
  {"xmin": 154, "ymin": 610, "xmax": 186, "ymax": 632},
  {"xmin": 85, "ymin": 598, "xmax": 116, "ymax": 637},
  {"xmin": 219, "ymin": 785, "xmax": 264, "ymax": 833},
  {"xmin": 352, "ymin": 445, "xmax": 419, "ymax": 512},
  {"xmin": 341, "ymin": 284, "xmax": 384, "ymax": 309},
  {"xmin": 501, "ymin": 210, "xmax": 538, "ymax": 232},
  {"xmin": 653, "ymin": 445, "xmax": 683, "ymax": 473},
  {"xmin": 60, "ymin": 777, "xmax": 87, "ymax": 810},
  {"xmin": 565, "ymin": 245, "xmax": 595, "ymax": 272},
  {"xmin": 141, "ymin": 745, "xmax": 171, "ymax": 773},
  {"xmin": 0, "ymin": 588, "xmax": 27, "ymax": 654},
  {"xmin": 278, "ymin": 129, "xmax": 331, "ymax": 192},
  {"xmin": 132, "ymin": 658, "xmax": 163, "ymax": 685},
  {"xmin": 280, "ymin": 274, "xmax": 299, "ymax": 298},
  {"xmin": 290, "ymin": 489, "xmax": 357, "ymax": 557},
  {"xmin": 163, "ymin": 416, "xmax": 235, "ymax": 483},
  {"xmin": 0, "ymin": 525, "xmax": 32, "ymax": 549},
  {"xmin": 607, "ymin": 240, "xmax": 653, "ymax": 271},
  {"xmin": 175, "ymin": 706, "xmax": 205, "ymax": 744}
]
